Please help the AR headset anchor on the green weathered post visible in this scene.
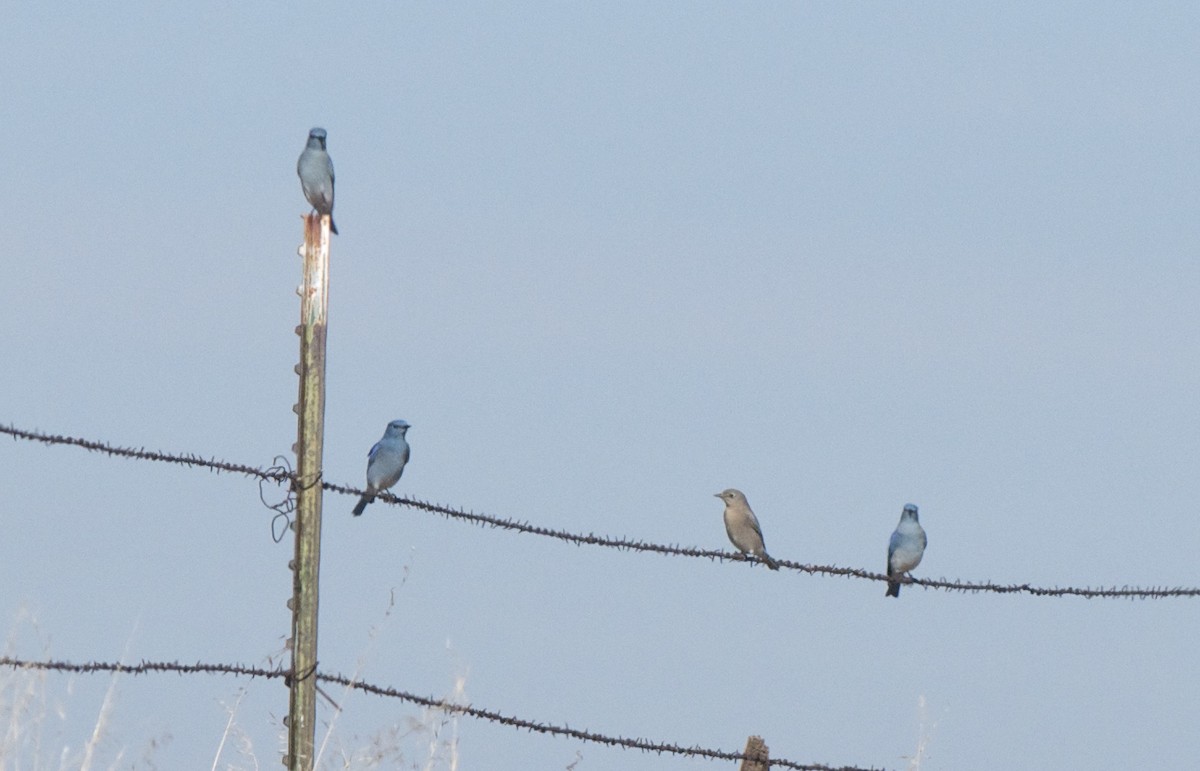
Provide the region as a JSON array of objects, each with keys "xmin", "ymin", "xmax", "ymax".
[{"xmin": 285, "ymin": 212, "xmax": 332, "ymax": 770}]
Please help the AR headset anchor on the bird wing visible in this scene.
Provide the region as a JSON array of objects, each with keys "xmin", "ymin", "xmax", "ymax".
[
  {"xmin": 887, "ymin": 530, "xmax": 901, "ymax": 565},
  {"xmin": 748, "ymin": 511, "xmax": 765, "ymax": 539}
]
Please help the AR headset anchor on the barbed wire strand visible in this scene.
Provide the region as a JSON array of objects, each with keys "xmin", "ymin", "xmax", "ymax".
[
  {"xmin": 0, "ymin": 657, "xmax": 882, "ymax": 771},
  {"xmin": 4, "ymin": 423, "xmax": 1197, "ymax": 600}
]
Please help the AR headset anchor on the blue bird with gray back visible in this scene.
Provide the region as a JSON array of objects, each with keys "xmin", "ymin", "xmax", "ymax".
[
  {"xmin": 886, "ymin": 503, "xmax": 926, "ymax": 597},
  {"xmin": 297, "ymin": 127, "xmax": 338, "ymax": 235},
  {"xmin": 352, "ymin": 419, "xmax": 411, "ymax": 516}
]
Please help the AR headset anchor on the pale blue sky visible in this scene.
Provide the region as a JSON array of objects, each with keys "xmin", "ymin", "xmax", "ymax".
[{"xmin": 3, "ymin": 3, "xmax": 1199, "ymax": 769}]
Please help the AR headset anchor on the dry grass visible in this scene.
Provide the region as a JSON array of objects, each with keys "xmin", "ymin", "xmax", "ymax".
[
  {"xmin": 308, "ymin": 568, "xmax": 470, "ymax": 770},
  {"xmin": 1, "ymin": 564, "xmax": 475, "ymax": 771},
  {"xmin": 0, "ymin": 609, "xmax": 128, "ymax": 771},
  {"xmin": 904, "ymin": 694, "xmax": 936, "ymax": 770}
]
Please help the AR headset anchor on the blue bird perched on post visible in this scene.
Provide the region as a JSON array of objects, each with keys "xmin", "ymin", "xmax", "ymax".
[
  {"xmin": 297, "ymin": 127, "xmax": 338, "ymax": 235},
  {"xmin": 352, "ymin": 420, "xmax": 411, "ymax": 516},
  {"xmin": 886, "ymin": 503, "xmax": 927, "ymax": 597}
]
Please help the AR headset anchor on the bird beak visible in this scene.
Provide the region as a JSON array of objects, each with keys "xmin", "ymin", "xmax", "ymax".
[{"xmin": 713, "ymin": 493, "xmax": 721, "ymax": 498}]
